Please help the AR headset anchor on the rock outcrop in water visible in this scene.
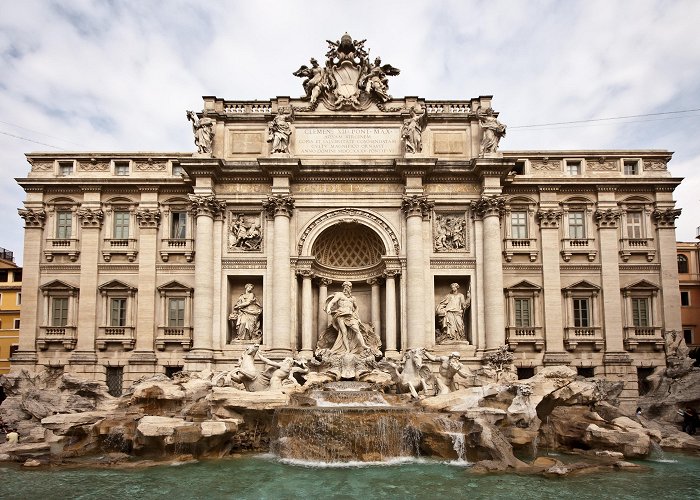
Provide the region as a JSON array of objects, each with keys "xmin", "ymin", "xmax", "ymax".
[{"xmin": 1, "ymin": 365, "xmax": 699, "ymax": 468}]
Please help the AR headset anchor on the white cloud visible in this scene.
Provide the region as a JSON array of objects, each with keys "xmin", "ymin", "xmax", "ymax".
[{"xmin": 1, "ymin": 0, "xmax": 700, "ymax": 265}]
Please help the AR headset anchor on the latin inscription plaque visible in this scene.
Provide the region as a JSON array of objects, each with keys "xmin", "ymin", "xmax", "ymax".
[{"xmin": 295, "ymin": 127, "xmax": 401, "ymax": 156}]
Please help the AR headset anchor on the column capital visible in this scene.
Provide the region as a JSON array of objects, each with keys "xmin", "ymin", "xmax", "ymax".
[
  {"xmin": 366, "ymin": 277, "xmax": 380, "ymax": 286},
  {"xmin": 296, "ymin": 269, "xmax": 315, "ymax": 279},
  {"xmin": 594, "ymin": 208, "xmax": 622, "ymax": 228},
  {"xmin": 401, "ymin": 195, "xmax": 433, "ymax": 218},
  {"xmin": 136, "ymin": 208, "xmax": 161, "ymax": 228},
  {"xmin": 77, "ymin": 207, "xmax": 104, "ymax": 228},
  {"xmin": 318, "ymin": 277, "xmax": 333, "ymax": 287},
  {"xmin": 263, "ymin": 194, "xmax": 296, "ymax": 218},
  {"xmin": 652, "ymin": 207, "xmax": 681, "ymax": 227},
  {"xmin": 470, "ymin": 196, "xmax": 505, "ymax": 219},
  {"xmin": 189, "ymin": 194, "xmax": 226, "ymax": 218},
  {"xmin": 536, "ymin": 209, "xmax": 563, "ymax": 228},
  {"xmin": 18, "ymin": 208, "xmax": 46, "ymax": 228},
  {"xmin": 383, "ymin": 269, "xmax": 400, "ymax": 278}
]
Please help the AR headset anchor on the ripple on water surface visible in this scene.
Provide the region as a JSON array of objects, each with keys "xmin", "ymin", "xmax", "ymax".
[{"xmin": 1, "ymin": 453, "xmax": 700, "ymax": 500}]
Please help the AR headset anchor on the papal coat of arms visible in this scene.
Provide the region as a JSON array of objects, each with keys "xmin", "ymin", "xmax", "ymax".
[{"xmin": 293, "ymin": 33, "xmax": 400, "ymax": 111}]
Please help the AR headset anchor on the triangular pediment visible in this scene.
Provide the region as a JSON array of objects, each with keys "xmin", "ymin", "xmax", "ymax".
[
  {"xmin": 506, "ymin": 280, "xmax": 541, "ymax": 291},
  {"xmin": 98, "ymin": 279, "xmax": 136, "ymax": 292},
  {"xmin": 40, "ymin": 279, "xmax": 78, "ymax": 291},
  {"xmin": 157, "ymin": 280, "xmax": 192, "ymax": 292},
  {"xmin": 563, "ymin": 280, "xmax": 600, "ymax": 292},
  {"xmin": 622, "ymin": 279, "xmax": 658, "ymax": 292}
]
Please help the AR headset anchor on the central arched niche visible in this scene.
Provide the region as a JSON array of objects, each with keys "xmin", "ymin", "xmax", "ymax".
[{"xmin": 312, "ymin": 222, "xmax": 385, "ymax": 270}]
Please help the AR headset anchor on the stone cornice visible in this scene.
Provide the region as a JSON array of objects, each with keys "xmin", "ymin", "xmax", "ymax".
[
  {"xmin": 395, "ymin": 157, "xmax": 437, "ymax": 178},
  {"xmin": 258, "ymin": 157, "xmax": 300, "ymax": 178},
  {"xmin": 262, "ymin": 194, "xmax": 295, "ymax": 218}
]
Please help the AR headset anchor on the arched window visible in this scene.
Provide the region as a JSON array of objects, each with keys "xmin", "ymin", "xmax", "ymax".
[{"xmin": 678, "ymin": 254, "xmax": 689, "ymax": 274}]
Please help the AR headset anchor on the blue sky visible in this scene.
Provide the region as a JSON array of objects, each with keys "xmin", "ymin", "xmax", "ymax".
[{"xmin": 2, "ymin": 0, "xmax": 700, "ymax": 265}]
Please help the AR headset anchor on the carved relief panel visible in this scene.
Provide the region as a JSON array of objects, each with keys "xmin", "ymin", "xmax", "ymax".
[
  {"xmin": 228, "ymin": 212, "xmax": 263, "ymax": 252},
  {"xmin": 433, "ymin": 212, "xmax": 467, "ymax": 252}
]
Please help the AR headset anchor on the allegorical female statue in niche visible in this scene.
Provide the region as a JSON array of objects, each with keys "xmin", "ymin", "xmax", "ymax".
[
  {"xmin": 267, "ymin": 107, "xmax": 294, "ymax": 154},
  {"xmin": 435, "ymin": 283, "xmax": 470, "ymax": 343},
  {"xmin": 229, "ymin": 284, "xmax": 262, "ymax": 342}
]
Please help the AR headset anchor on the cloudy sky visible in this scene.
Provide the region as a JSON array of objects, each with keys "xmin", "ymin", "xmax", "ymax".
[{"xmin": 2, "ymin": 0, "xmax": 700, "ymax": 265}]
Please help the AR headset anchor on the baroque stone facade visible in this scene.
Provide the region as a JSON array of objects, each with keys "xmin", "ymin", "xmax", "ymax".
[{"xmin": 13, "ymin": 36, "xmax": 682, "ymax": 405}]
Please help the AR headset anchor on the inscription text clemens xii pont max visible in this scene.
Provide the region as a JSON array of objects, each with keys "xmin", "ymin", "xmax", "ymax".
[{"xmin": 295, "ymin": 127, "xmax": 401, "ymax": 156}]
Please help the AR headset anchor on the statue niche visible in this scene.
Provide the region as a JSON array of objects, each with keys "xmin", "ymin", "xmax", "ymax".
[
  {"xmin": 228, "ymin": 283, "xmax": 263, "ymax": 343},
  {"xmin": 434, "ymin": 280, "xmax": 471, "ymax": 344}
]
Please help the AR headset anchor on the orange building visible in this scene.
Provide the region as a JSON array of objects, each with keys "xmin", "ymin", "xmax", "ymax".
[
  {"xmin": 677, "ymin": 241, "xmax": 700, "ymax": 348},
  {"xmin": 0, "ymin": 248, "xmax": 21, "ymax": 374}
]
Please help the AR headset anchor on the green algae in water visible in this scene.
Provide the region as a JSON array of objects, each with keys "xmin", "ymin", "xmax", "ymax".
[{"xmin": 1, "ymin": 454, "xmax": 700, "ymax": 500}]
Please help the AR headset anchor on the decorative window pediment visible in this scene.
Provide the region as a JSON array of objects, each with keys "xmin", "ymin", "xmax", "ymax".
[
  {"xmin": 621, "ymin": 279, "xmax": 659, "ymax": 293},
  {"xmin": 40, "ymin": 279, "xmax": 79, "ymax": 293},
  {"xmin": 563, "ymin": 280, "xmax": 600, "ymax": 293},
  {"xmin": 98, "ymin": 279, "xmax": 137, "ymax": 294},
  {"xmin": 506, "ymin": 280, "xmax": 541, "ymax": 292},
  {"xmin": 157, "ymin": 280, "xmax": 193, "ymax": 294}
]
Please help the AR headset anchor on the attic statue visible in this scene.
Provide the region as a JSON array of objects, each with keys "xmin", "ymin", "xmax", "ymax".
[
  {"xmin": 400, "ymin": 107, "xmax": 427, "ymax": 154},
  {"xmin": 186, "ymin": 110, "xmax": 215, "ymax": 154},
  {"xmin": 267, "ymin": 108, "xmax": 294, "ymax": 154},
  {"xmin": 477, "ymin": 107, "xmax": 506, "ymax": 154}
]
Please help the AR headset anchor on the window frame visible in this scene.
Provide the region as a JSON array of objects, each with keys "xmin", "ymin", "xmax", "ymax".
[
  {"xmin": 57, "ymin": 160, "xmax": 74, "ymax": 176},
  {"xmin": 623, "ymin": 159, "xmax": 640, "ymax": 175},
  {"xmin": 113, "ymin": 160, "xmax": 131, "ymax": 176},
  {"xmin": 678, "ymin": 254, "xmax": 689, "ymax": 274},
  {"xmin": 568, "ymin": 210, "xmax": 586, "ymax": 239},
  {"xmin": 565, "ymin": 159, "xmax": 583, "ymax": 176},
  {"xmin": 681, "ymin": 290, "xmax": 690, "ymax": 307}
]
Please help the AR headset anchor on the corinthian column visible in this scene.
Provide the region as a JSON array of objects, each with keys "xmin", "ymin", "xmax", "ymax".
[
  {"xmin": 470, "ymin": 196, "xmax": 505, "ymax": 350},
  {"xmin": 15, "ymin": 207, "xmax": 46, "ymax": 366},
  {"xmin": 298, "ymin": 270, "xmax": 314, "ymax": 356},
  {"xmin": 401, "ymin": 195, "xmax": 433, "ymax": 348},
  {"xmin": 263, "ymin": 195, "xmax": 295, "ymax": 354},
  {"xmin": 187, "ymin": 194, "xmax": 225, "ymax": 362}
]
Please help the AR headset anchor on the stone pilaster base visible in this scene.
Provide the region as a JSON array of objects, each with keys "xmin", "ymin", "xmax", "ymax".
[
  {"xmin": 9, "ymin": 350, "xmax": 38, "ymax": 366},
  {"xmin": 542, "ymin": 352, "xmax": 572, "ymax": 366}
]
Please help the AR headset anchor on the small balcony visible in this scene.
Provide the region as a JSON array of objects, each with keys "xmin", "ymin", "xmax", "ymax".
[
  {"xmin": 160, "ymin": 238, "xmax": 194, "ymax": 262},
  {"xmin": 96, "ymin": 325, "xmax": 136, "ymax": 350},
  {"xmin": 564, "ymin": 326, "xmax": 604, "ymax": 351},
  {"xmin": 37, "ymin": 325, "xmax": 77, "ymax": 350},
  {"xmin": 102, "ymin": 238, "xmax": 138, "ymax": 262},
  {"xmin": 561, "ymin": 238, "xmax": 597, "ymax": 262},
  {"xmin": 503, "ymin": 238, "xmax": 538, "ymax": 262},
  {"xmin": 506, "ymin": 326, "xmax": 544, "ymax": 351},
  {"xmin": 624, "ymin": 326, "xmax": 664, "ymax": 351},
  {"xmin": 44, "ymin": 238, "xmax": 80, "ymax": 262},
  {"xmin": 155, "ymin": 326, "xmax": 193, "ymax": 350},
  {"xmin": 619, "ymin": 238, "xmax": 655, "ymax": 262}
]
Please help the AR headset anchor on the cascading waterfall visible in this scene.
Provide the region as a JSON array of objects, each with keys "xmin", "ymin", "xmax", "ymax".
[{"xmin": 436, "ymin": 416, "xmax": 467, "ymax": 463}]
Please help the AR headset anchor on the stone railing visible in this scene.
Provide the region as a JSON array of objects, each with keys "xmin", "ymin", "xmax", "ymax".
[
  {"xmin": 624, "ymin": 326, "xmax": 663, "ymax": 351},
  {"xmin": 37, "ymin": 325, "xmax": 77, "ymax": 350},
  {"xmin": 102, "ymin": 238, "xmax": 138, "ymax": 262},
  {"xmin": 160, "ymin": 238, "xmax": 195, "ymax": 262},
  {"xmin": 223, "ymin": 102, "xmax": 272, "ymax": 114},
  {"xmin": 506, "ymin": 326, "xmax": 544, "ymax": 351},
  {"xmin": 44, "ymin": 238, "xmax": 80, "ymax": 262},
  {"xmin": 156, "ymin": 326, "xmax": 193, "ymax": 350},
  {"xmin": 564, "ymin": 326, "xmax": 603, "ymax": 351},
  {"xmin": 425, "ymin": 102, "xmax": 471, "ymax": 114},
  {"xmin": 619, "ymin": 238, "xmax": 655, "ymax": 262},
  {"xmin": 503, "ymin": 238, "xmax": 538, "ymax": 262},
  {"xmin": 96, "ymin": 326, "xmax": 135, "ymax": 350},
  {"xmin": 560, "ymin": 238, "xmax": 597, "ymax": 262}
]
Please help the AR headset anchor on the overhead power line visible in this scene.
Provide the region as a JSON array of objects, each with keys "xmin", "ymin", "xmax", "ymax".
[
  {"xmin": 0, "ymin": 119, "xmax": 83, "ymax": 147},
  {"xmin": 0, "ymin": 130, "xmax": 66, "ymax": 150},
  {"xmin": 509, "ymin": 108, "xmax": 700, "ymax": 129}
]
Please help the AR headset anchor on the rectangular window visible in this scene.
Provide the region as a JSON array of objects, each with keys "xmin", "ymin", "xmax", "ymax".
[
  {"xmin": 113, "ymin": 211, "xmax": 130, "ymax": 239},
  {"xmin": 514, "ymin": 298, "xmax": 532, "ymax": 327},
  {"xmin": 510, "ymin": 211, "xmax": 528, "ymax": 239},
  {"xmin": 626, "ymin": 211, "xmax": 643, "ymax": 238},
  {"xmin": 624, "ymin": 160, "xmax": 639, "ymax": 175},
  {"xmin": 577, "ymin": 367, "xmax": 595, "ymax": 378},
  {"xmin": 681, "ymin": 291, "xmax": 690, "ymax": 307},
  {"xmin": 566, "ymin": 161, "xmax": 582, "ymax": 175},
  {"xmin": 58, "ymin": 161, "xmax": 73, "ymax": 176},
  {"xmin": 517, "ymin": 367, "xmax": 535, "ymax": 379},
  {"xmin": 0, "ymin": 270, "xmax": 7, "ymax": 282},
  {"xmin": 16, "ymin": 293, "xmax": 21, "ymax": 305},
  {"xmin": 13, "ymin": 319, "xmax": 20, "ymax": 329},
  {"xmin": 13, "ymin": 270, "xmax": 22, "ymax": 282},
  {"xmin": 168, "ymin": 298, "xmax": 186, "ymax": 327},
  {"xmin": 573, "ymin": 298, "xmax": 590, "ymax": 327},
  {"xmin": 632, "ymin": 298, "xmax": 650, "ymax": 327},
  {"xmin": 568, "ymin": 211, "xmax": 586, "ymax": 239},
  {"xmin": 171, "ymin": 212, "xmax": 187, "ymax": 239},
  {"xmin": 51, "ymin": 297, "xmax": 69, "ymax": 326},
  {"xmin": 56, "ymin": 210, "xmax": 72, "ymax": 239},
  {"xmin": 106, "ymin": 366, "xmax": 123, "ymax": 397},
  {"xmin": 110, "ymin": 298, "xmax": 127, "ymax": 327},
  {"xmin": 684, "ymin": 329, "xmax": 693, "ymax": 345},
  {"xmin": 114, "ymin": 162, "xmax": 130, "ymax": 176}
]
